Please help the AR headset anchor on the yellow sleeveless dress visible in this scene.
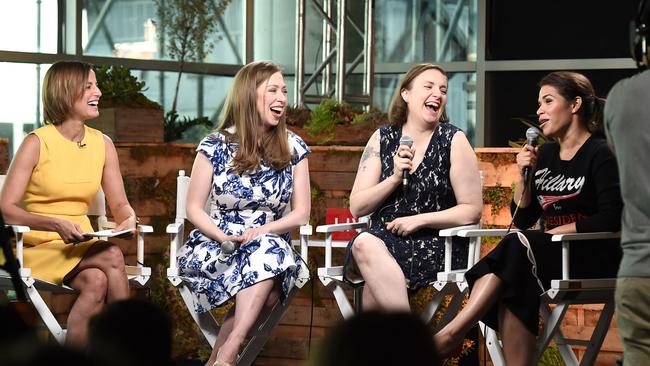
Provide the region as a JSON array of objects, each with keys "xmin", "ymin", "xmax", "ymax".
[{"xmin": 22, "ymin": 124, "xmax": 105, "ymax": 285}]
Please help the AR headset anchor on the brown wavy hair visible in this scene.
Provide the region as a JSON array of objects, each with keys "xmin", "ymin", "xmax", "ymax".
[
  {"xmin": 387, "ymin": 63, "xmax": 449, "ymax": 127},
  {"xmin": 539, "ymin": 71, "xmax": 606, "ymax": 137},
  {"xmin": 217, "ymin": 61, "xmax": 291, "ymax": 175},
  {"xmin": 42, "ymin": 61, "xmax": 94, "ymax": 125}
]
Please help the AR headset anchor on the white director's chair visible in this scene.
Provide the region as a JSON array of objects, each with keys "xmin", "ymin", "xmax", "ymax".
[
  {"xmin": 449, "ymin": 228, "xmax": 619, "ymax": 366},
  {"xmin": 0, "ymin": 175, "xmax": 153, "ymax": 344},
  {"xmin": 315, "ymin": 172, "xmax": 484, "ymax": 328},
  {"xmin": 166, "ymin": 170, "xmax": 311, "ymax": 366}
]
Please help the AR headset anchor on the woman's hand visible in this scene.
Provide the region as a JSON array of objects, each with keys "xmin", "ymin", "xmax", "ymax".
[
  {"xmin": 386, "ymin": 215, "xmax": 424, "ymax": 236},
  {"xmin": 239, "ymin": 226, "xmax": 270, "ymax": 245},
  {"xmin": 391, "ymin": 145, "xmax": 415, "ymax": 183},
  {"xmin": 113, "ymin": 215, "xmax": 137, "ymax": 238},
  {"xmin": 54, "ymin": 219, "xmax": 87, "ymax": 243},
  {"xmin": 516, "ymin": 144, "xmax": 539, "ymax": 179}
]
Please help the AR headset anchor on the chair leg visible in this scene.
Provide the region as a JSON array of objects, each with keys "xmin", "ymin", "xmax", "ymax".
[
  {"xmin": 536, "ymin": 303, "xmax": 579, "ymax": 366},
  {"xmin": 177, "ymin": 284, "xmax": 220, "ymax": 347},
  {"xmin": 480, "ymin": 321, "xmax": 506, "ymax": 366},
  {"xmin": 25, "ymin": 285, "xmax": 66, "ymax": 344},
  {"xmin": 579, "ymin": 302, "xmax": 615, "ymax": 366},
  {"xmin": 237, "ymin": 285, "xmax": 301, "ymax": 366}
]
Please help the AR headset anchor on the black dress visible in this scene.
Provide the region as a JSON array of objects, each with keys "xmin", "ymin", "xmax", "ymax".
[
  {"xmin": 344, "ymin": 123, "xmax": 470, "ymax": 289},
  {"xmin": 465, "ymin": 135, "xmax": 623, "ymax": 334}
]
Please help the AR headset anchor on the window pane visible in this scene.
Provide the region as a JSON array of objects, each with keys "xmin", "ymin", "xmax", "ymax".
[
  {"xmin": 373, "ymin": 72, "xmax": 477, "ymax": 145},
  {"xmin": 376, "ymin": 0, "xmax": 477, "ymax": 63},
  {"xmin": 254, "ymin": 0, "xmax": 296, "ymax": 69},
  {"xmin": 83, "ymin": 0, "xmax": 244, "ymax": 64},
  {"xmin": 0, "ymin": 0, "xmax": 58, "ymax": 53},
  {"xmin": 486, "ymin": 0, "xmax": 638, "ymax": 60},
  {"xmin": 485, "ymin": 69, "xmax": 637, "ymax": 147},
  {"xmin": 133, "ymin": 69, "xmax": 233, "ymax": 143},
  {"xmin": 0, "ymin": 62, "xmax": 49, "ymax": 157}
]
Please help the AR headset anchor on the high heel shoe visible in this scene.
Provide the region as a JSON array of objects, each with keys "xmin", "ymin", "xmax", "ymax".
[{"xmin": 213, "ymin": 348, "xmax": 232, "ymax": 366}]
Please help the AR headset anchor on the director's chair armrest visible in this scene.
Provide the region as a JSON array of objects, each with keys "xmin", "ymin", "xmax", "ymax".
[
  {"xmin": 6, "ymin": 224, "xmax": 30, "ymax": 266},
  {"xmin": 298, "ymin": 224, "xmax": 312, "ymax": 263},
  {"xmin": 439, "ymin": 224, "xmax": 480, "ymax": 272},
  {"xmin": 316, "ymin": 222, "xmax": 369, "ymax": 268},
  {"xmin": 166, "ymin": 221, "xmax": 185, "ymax": 278},
  {"xmin": 551, "ymin": 232, "xmax": 620, "ymax": 280}
]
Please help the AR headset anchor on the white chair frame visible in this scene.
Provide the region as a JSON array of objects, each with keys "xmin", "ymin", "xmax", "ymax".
[
  {"xmin": 166, "ymin": 170, "xmax": 311, "ymax": 366},
  {"xmin": 0, "ymin": 175, "xmax": 153, "ymax": 344},
  {"xmin": 315, "ymin": 172, "xmax": 484, "ymax": 327},
  {"xmin": 449, "ymin": 228, "xmax": 619, "ymax": 366},
  {"xmin": 314, "ymin": 219, "xmax": 481, "ymax": 326}
]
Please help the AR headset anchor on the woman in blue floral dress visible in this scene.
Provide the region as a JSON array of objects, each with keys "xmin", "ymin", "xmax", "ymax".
[{"xmin": 177, "ymin": 61, "xmax": 311, "ymax": 366}]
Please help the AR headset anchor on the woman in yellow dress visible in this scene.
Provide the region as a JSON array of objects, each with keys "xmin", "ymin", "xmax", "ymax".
[{"xmin": 0, "ymin": 61, "xmax": 137, "ymax": 349}]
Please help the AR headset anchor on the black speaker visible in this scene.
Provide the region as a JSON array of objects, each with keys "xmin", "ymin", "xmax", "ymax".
[{"xmin": 631, "ymin": 0, "xmax": 650, "ymax": 69}]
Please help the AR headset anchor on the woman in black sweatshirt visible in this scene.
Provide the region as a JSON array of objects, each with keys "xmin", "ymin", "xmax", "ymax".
[{"xmin": 433, "ymin": 71, "xmax": 623, "ymax": 366}]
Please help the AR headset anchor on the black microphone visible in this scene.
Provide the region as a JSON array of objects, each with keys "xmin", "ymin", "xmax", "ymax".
[
  {"xmin": 77, "ymin": 141, "xmax": 86, "ymax": 148},
  {"xmin": 522, "ymin": 127, "xmax": 540, "ymax": 184},
  {"xmin": 399, "ymin": 135, "xmax": 414, "ymax": 187},
  {"xmin": 218, "ymin": 240, "xmax": 240, "ymax": 262}
]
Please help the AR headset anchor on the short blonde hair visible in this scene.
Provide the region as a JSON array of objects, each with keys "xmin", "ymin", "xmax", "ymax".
[{"xmin": 42, "ymin": 61, "xmax": 93, "ymax": 125}]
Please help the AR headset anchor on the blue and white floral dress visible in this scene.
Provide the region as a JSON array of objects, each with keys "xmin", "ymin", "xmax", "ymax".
[{"xmin": 177, "ymin": 130, "xmax": 311, "ymax": 313}]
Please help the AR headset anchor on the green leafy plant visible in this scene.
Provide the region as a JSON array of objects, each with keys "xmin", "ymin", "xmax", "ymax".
[
  {"xmin": 95, "ymin": 65, "xmax": 162, "ymax": 110},
  {"xmin": 163, "ymin": 110, "xmax": 213, "ymax": 142},
  {"xmin": 304, "ymin": 99, "xmax": 363, "ymax": 140},
  {"xmin": 155, "ymin": 0, "xmax": 230, "ymax": 141},
  {"xmin": 351, "ymin": 106, "xmax": 388, "ymax": 127}
]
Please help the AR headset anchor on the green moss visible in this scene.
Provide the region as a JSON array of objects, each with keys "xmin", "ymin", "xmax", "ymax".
[{"xmin": 482, "ymin": 182, "xmax": 511, "ymax": 217}]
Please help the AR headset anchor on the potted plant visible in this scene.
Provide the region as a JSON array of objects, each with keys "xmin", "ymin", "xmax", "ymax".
[
  {"xmin": 88, "ymin": 65, "xmax": 165, "ymax": 142},
  {"xmin": 289, "ymin": 99, "xmax": 386, "ymax": 146}
]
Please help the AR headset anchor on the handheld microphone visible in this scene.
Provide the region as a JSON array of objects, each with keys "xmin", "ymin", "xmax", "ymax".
[
  {"xmin": 522, "ymin": 127, "xmax": 541, "ymax": 184},
  {"xmin": 218, "ymin": 240, "xmax": 240, "ymax": 262},
  {"xmin": 399, "ymin": 135, "xmax": 414, "ymax": 187},
  {"xmin": 77, "ymin": 141, "xmax": 86, "ymax": 148}
]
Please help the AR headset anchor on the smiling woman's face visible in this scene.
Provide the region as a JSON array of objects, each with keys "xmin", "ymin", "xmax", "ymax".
[
  {"xmin": 69, "ymin": 69, "xmax": 102, "ymax": 122},
  {"xmin": 256, "ymin": 71, "xmax": 288, "ymax": 129}
]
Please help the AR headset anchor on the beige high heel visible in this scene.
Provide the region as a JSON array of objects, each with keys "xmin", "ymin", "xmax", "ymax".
[{"xmin": 213, "ymin": 348, "xmax": 232, "ymax": 366}]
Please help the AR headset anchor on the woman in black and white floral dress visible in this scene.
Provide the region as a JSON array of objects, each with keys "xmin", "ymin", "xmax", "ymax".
[
  {"xmin": 344, "ymin": 64, "xmax": 482, "ymax": 311},
  {"xmin": 177, "ymin": 61, "xmax": 310, "ymax": 366}
]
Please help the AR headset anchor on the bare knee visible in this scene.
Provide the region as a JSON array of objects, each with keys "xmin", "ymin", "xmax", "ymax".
[
  {"xmin": 73, "ymin": 268, "xmax": 108, "ymax": 301},
  {"xmin": 351, "ymin": 235, "xmax": 383, "ymax": 265},
  {"xmin": 102, "ymin": 243, "xmax": 126, "ymax": 270}
]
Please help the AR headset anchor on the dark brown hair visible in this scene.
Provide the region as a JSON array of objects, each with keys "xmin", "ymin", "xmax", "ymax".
[
  {"xmin": 387, "ymin": 63, "xmax": 449, "ymax": 126},
  {"xmin": 217, "ymin": 61, "xmax": 291, "ymax": 174},
  {"xmin": 42, "ymin": 61, "xmax": 94, "ymax": 125},
  {"xmin": 539, "ymin": 71, "xmax": 605, "ymax": 137}
]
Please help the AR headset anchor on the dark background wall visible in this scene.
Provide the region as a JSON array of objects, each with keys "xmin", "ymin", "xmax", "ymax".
[{"xmin": 484, "ymin": 0, "xmax": 641, "ymax": 146}]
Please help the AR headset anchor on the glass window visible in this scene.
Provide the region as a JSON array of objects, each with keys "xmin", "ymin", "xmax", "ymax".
[
  {"xmin": 0, "ymin": 0, "xmax": 58, "ymax": 54},
  {"xmin": 133, "ymin": 69, "xmax": 233, "ymax": 142},
  {"xmin": 373, "ymin": 72, "xmax": 477, "ymax": 145},
  {"xmin": 83, "ymin": 0, "xmax": 244, "ymax": 64},
  {"xmin": 485, "ymin": 69, "xmax": 638, "ymax": 147},
  {"xmin": 375, "ymin": 0, "xmax": 477, "ymax": 63},
  {"xmin": 486, "ymin": 0, "xmax": 638, "ymax": 60},
  {"xmin": 0, "ymin": 62, "xmax": 49, "ymax": 157}
]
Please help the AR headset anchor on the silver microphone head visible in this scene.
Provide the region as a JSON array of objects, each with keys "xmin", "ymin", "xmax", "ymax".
[
  {"xmin": 525, "ymin": 127, "xmax": 540, "ymax": 146},
  {"xmin": 399, "ymin": 135, "xmax": 414, "ymax": 148},
  {"xmin": 220, "ymin": 240, "xmax": 239, "ymax": 256}
]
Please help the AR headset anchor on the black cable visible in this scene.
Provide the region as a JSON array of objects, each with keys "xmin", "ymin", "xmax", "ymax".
[{"xmin": 307, "ymin": 255, "xmax": 315, "ymax": 360}]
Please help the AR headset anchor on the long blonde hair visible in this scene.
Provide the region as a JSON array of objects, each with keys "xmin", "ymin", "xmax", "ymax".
[
  {"xmin": 217, "ymin": 61, "xmax": 291, "ymax": 174},
  {"xmin": 387, "ymin": 63, "xmax": 449, "ymax": 126}
]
